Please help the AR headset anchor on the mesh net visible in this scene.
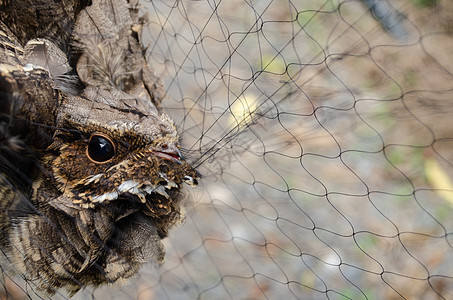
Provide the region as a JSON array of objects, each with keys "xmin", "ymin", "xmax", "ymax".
[{"xmin": 2, "ymin": 0, "xmax": 453, "ymax": 299}]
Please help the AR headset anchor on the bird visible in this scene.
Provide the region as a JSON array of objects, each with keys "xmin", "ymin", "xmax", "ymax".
[{"xmin": 0, "ymin": 0, "xmax": 198, "ymax": 296}]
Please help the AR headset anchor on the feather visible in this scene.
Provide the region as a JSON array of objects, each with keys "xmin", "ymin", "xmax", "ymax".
[{"xmin": 0, "ymin": 0, "xmax": 198, "ymax": 296}]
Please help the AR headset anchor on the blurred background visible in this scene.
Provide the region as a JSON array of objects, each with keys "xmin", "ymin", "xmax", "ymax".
[{"xmin": 4, "ymin": 0, "xmax": 453, "ymax": 299}]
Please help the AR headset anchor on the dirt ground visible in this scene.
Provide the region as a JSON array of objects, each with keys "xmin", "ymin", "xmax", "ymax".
[{"xmin": 4, "ymin": 0, "xmax": 453, "ymax": 299}]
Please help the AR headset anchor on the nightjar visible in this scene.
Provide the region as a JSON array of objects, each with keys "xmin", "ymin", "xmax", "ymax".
[{"xmin": 0, "ymin": 0, "xmax": 198, "ymax": 295}]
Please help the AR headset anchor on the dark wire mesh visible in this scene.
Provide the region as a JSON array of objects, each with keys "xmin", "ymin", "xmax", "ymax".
[{"xmin": 2, "ymin": 0, "xmax": 453, "ymax": 299}]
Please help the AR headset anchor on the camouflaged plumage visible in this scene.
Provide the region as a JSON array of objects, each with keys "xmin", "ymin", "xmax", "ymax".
[{"xmin": 0, "ymin": 0, "xmax": 198, "ymax": 295}]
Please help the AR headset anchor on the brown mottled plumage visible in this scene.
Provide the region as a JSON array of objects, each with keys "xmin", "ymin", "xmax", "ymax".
[
  {"xmin": 0, "ymin": 0, "xmax": 90, "ymax": 54},
  {"xmin": 0, "ymin": 0, "xmax": 198, "ymax": 296}
]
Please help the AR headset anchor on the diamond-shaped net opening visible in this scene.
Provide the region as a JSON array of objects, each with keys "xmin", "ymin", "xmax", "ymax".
[{"xmin": 2, "ymin": 0, "xmax": 453, "ymax": 299}]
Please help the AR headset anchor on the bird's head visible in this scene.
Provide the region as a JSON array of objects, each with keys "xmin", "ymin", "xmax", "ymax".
[{"xmin": 44, "ymin": 88, "xmax": 198, "ymax": 229}]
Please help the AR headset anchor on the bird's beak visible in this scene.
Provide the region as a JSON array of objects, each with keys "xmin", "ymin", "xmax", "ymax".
[{"xmin": 152, "ymin": 144, "xmax": 183, "ymax": 164}]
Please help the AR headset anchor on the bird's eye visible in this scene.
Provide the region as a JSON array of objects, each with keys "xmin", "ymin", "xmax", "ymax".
[{"xmin": 87, "ymin": 134, "xmax": 115, "ymax": 163}]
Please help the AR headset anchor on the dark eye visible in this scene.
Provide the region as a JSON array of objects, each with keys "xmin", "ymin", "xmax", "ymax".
[{"xmin": 87, "ymin": 134, "xmax": 115, "ymax": 163}]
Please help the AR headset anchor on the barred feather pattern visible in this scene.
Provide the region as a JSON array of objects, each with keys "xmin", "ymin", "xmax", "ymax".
[{"xmin": 0, "ymin": 0, "xmax": 198, "ymax": 296}]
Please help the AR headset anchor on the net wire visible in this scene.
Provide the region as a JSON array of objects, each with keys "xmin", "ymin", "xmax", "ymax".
[{"xmin": 2, "ymin": 0, "xmax": 453, "ymax": 299}]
